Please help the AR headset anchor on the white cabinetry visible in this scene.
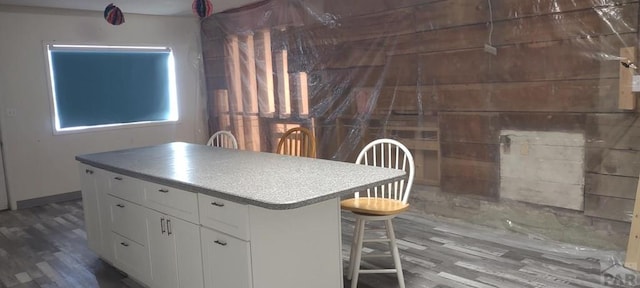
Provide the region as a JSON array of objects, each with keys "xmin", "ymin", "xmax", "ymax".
[
  {"xmin": 198, "ymin": 193, "xmax": 252, "ymax": 288},
  {"xmin": 201, "ymin": 227, "xmax": 252, "ymax": 288},
  {"xmin": 105, "ymin": 174, "xmax": 151, "ymax": 285},
  {"xmin": 80, "ymin": 164, "xmax": 343, "ymax": 288},
  {"xmin": 79, "ymin": 164, "xmax": 114, "ymax": 263},
  {"xmin": 146, "ymin": 208, "xmax": 204, "ymax": 288},
  {"xmin": 79, "ymin": 164, "xmax": 101, "ymax": 254}
]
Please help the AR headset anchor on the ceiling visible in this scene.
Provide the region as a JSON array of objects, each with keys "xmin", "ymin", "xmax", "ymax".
[{"xmin": 0, "ymin": 0, "xmax": 258, "ymax": 16}]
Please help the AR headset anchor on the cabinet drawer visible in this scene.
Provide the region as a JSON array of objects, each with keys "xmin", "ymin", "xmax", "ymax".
[
  {"xmin": 144, "ymin": 183, "xmax": 198, "ymax": 224},
  {"xmin": 112, "ymin": 233, "xmax": 150, "ymax": 285},
  {"xmin": 107, "ymin": 195, "xmax": 147, "ymax": 245},
  {"xmin": 106, "ymin": 171, "xmax": 143, "ymax": 204},
  {"xmin": 198, "ymin": 194, "xmax": 250, "ymax": 241},
  {"xmin": 201, "ymin": 227, "xmax": 252, "ymax": 288}
]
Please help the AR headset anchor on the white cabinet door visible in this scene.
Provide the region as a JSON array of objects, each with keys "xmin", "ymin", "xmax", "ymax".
[
  {"xmin": 112, "ymin": 232, "xmax": 151, "ymax": 285},
  {"xmin": 107, "ymin": 195, "xmax": 147, "ymax": 245},
  {"xmin": 147, "ymin": 209, "xmax": 204, "ymax": 288},
  {"xmin": 79, "ymin": 164, "xmax": 101, "ymax": 254},
  {"xmin": 201, "ymin": 227, "xmax": 252, "ymax": 288},
  {"xmin": 146, "ymin": 208, "xmax": 178, "ymax": 288}
]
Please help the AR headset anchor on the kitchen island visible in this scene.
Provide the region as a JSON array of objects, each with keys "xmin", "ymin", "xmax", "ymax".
[{"xmin": 76, "ymin": 142, "xmax": 405, "ymax": 288}]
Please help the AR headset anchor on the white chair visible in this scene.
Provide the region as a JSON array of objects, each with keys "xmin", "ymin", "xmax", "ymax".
[
  {"xmin": 206, "ymin": 130, "xmax": 238, "ymax": 149},
  {"xmin": 341, "ymin": 138, "xmax": 415, "ymax": 288}
]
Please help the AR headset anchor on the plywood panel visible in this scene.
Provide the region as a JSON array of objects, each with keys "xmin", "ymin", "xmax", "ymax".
[
  {"xmin": 585, "ymin": 173, "xmax": 637, "ymax": 199},
  {"xmin": 499, "ymin": 130, "xmax": 585, "ymax": 210},
  {"xmin": 585, "ymin": 194, "xmax": 634, "ymax": 222},
  {"xmin": 501, "ymin": 177, "xmax": 584, "ymax": 210}
]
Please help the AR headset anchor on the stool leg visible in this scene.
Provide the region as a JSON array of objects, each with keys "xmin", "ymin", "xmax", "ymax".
[
  {"xmin": 386, "ymin": 219, "xmax": 405, "ymax": 288},
  {"xmin": 351, "ymin": 218, "xmax": 366, "ymax": 288},
  {"xmin": 347, "ymin": 218, "xmax": 361, "ymax": 280}
]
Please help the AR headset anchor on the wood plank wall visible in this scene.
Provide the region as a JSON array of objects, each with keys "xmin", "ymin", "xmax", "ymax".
[{"xmin": 201, "ymin": 0, "xmax": 640, "ymax": 222}]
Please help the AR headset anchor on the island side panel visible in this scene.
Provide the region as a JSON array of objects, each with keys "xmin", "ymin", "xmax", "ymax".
[{"xmin": 249, "ymin": 198, "xmax": 343, "ymax": 288}]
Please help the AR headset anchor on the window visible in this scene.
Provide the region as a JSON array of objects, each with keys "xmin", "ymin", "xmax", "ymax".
[{"xmin": 46, "ymin": 44, "xmax": 178, "ymax": 133}]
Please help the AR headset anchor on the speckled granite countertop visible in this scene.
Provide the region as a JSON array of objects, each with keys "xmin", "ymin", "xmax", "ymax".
[{"xmin": 76, "ymin": 142, "xmax": 406, "ymax": 210}]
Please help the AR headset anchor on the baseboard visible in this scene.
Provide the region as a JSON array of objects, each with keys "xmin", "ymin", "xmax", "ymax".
[{"xmin": 16, "ymin": 191, "xmax": 82, "ymax": 209}]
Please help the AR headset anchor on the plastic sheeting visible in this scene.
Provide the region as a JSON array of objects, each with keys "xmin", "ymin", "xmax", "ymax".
[{"xmin": 200, "ymin": 0, "xmax": 640, "ymax": 278}]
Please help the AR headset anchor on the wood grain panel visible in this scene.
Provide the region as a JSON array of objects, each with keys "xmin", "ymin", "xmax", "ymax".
[
  {"xmin": 439, "ymin": 113, "xmax": 501, "ymax": 144},
  {"xmin": 324, "ymin": 0, "xmax": 436, "ymax": 17},
  {"xmin": 499, "ymin": 113, "xmax": 586, "ymax": 132},
  {"xmin": 204, "ymin": 76, "xmax": 227, "ymax": 90},
  {"xmin": 586, "ymin": 148, "xmax": 640, "ymax": 177},
  {"xmin": 430, "ymin": 79, "xmax": 618, "ymax": 112},
  {"xmin": 585, "ymin": 113, "xmax": 640, "ymax": 149},
  {"xmin": 203, "ymin": 58, "xmax": 226, "ymax": 77},
  {"xmin": 302, "ymin": 6, "xmax": 416, "ymax": 43},
  {"xmin": 441, "ymin": 176, "xmax": 499, "ymax": 198},
  {"xmin": 441, "ymin": 157, "xmax": 499, "ymax": 180},
  {"xmin": 415, "ymin": 36, "xmax": 625, "ymax": 85},
  {"xmin": 441, "ymin": 143, "xmax": 499, "ymax": 163},
  {"xmin": 201, "ymin": 38, "xmax": 226, "ymax": 59},
  {"xmin": 414, "ymin": 0, "xmax": 615, "ymax": 33},
  {"xmin": 373, "ymin": 86, "xmax": 438, "ymax": 114},
  {"xmin": 584, "ymin": 194, "xmax": 634, "ymax": 222},
  {"xmin": 310, "ymin": 66, "xmax": 386, "ymax": 89},
  {"xmin": 440, "ymin": 156, "xmax": 499, "ymax": 198},
  {"xmin": 322, "ymin": 39, "xmax": 388, "ymax": 69},
  {"xmin": 585, "ymin": 172, "xmax": 638, "ymax": 199}
]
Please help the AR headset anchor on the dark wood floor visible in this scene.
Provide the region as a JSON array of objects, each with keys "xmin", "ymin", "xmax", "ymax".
[{"xmin": 0, "ymin": 200, "xmax": 636, "ymax": 288}]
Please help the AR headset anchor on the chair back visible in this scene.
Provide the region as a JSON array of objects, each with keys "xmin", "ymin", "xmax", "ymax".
[
  {"xmin": 276, "ymin": 127, "xmax": 316, "ymax": 158},
  {"xmin": 206, "ymin": 131, "xmax": 238, "ymax": 149},
  {"xmin": 355, "ymin": 138, "xmax": 415, "ymax": 203}
]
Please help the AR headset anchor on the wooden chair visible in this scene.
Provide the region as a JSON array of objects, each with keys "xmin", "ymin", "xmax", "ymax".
[
  {"xmin": 276, "ymin": 127, "xmax": 316, "ymax": 158},
  {"xmin": 341, "ymin": 138, "xmax": 415, "ymax": 288},
  {"xmin": 206, "ymin": 130, "xmax": 238, "ymax": 149}
]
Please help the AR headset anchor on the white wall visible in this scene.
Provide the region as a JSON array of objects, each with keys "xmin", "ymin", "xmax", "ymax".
[{"xmin": 0, "ymin": 6, "xmax": 208, "ymax": 209}]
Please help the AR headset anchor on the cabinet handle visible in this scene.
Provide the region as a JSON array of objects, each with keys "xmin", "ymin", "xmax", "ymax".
[
  {"xmin": 214, "ymin": 240, "xmax": 227, "ymax": 246},
  {"xmin": 211, "ymin": 202, "xmax": 225, "ymax": 207},
  {"xmin": 120, "ymin": 242, "xmax": 129, "ymax": 247},
  {"xmin": 167, "ymin": 219, "xmax": 172, "ymax": 235},
  {"xmin": 116, "ymin": 204, "xmax": 125, "ymax": 208},
  {"xmin": 158, "ymin": 188, "xmax": 169, "ymax": 193},
  {"xmin": 161, "ymin": 218, "xmax": 166, "ymax": 234},
  {"xmin": 114, "ymin": 176, "xmax": 123, "ymax": 181},
  {"xmin": 85, "ymin": 169, "xmax": 94, "ymax": 174}
]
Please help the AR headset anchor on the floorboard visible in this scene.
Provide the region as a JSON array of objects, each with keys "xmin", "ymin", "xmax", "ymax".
[{"xmin": 0, "ymin": 200, "xmax": 638, "ymax": 287}]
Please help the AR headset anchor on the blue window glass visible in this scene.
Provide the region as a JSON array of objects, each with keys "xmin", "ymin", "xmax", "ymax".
[{"xmin": 47, "ymin": 45, "xmax": 178, "ymax": 131}]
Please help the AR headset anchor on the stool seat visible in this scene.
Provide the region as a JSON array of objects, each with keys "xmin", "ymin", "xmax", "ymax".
[{"xmin": 341, "ymin": 198, "xmax": 409, "ymax": 216}]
